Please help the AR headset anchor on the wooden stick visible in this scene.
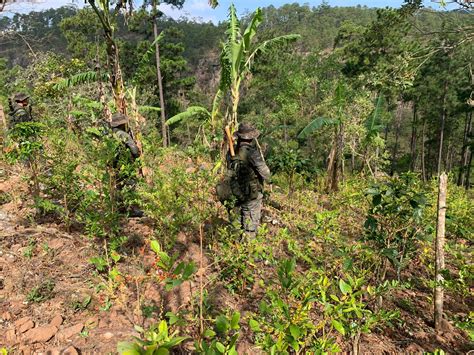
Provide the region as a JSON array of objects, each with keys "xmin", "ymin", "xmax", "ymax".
[
  {"xmin": 225, "ymin": 126, "xmax": 235, "ymax": 157},
  {"xmin": 434, "ymin": 172, "xmax": 447, "ymax": 333}
]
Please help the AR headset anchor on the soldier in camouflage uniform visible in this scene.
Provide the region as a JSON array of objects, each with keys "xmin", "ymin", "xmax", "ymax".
[
  {"xmin": 8, "ymin": 92, "xmax": 32, "ymax": 129},
  {"xmin": 109, "ymin": 112, "xmax": 143, "ymax": 217},
  {"xmin": 228, "ymin": 123, "xmax": 271, "ymax": 237}
]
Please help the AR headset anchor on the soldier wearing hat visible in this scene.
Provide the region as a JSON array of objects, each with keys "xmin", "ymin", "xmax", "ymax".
[
  {"xmin": 227, "ymin": 122, "xmax": 271, "ymax": 237},
  {"xmin": 8, "ymin": 92, "xmax": 32, "ymax": 129},
  {"xmin": 109, "ymin": 112, "xmax": 143, "ymax": 217}
]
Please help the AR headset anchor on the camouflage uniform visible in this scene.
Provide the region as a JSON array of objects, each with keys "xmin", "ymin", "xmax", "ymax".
[
  {"xmin": 110, "ymin": 112, "xmax": 142, "ymax": 217},
  {"xmin": 8, "ymin": 93, "xmax": 32, "ymax": 129},
  {"xmin": 229, "ymin": 123, "xmax": 271, "ymax": 237}
]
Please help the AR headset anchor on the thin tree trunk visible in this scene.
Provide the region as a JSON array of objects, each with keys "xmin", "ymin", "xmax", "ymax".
[
  {"xmin": 465, "ymin": 149, "xmax": 472, "ymax": 190},
  {"xmin": 153, "ymin": 0, "xmax": 167, "ymax": 147},
  {"xmin": 445, "ymin": 141, "xmax": 452, "ymax": 172},
  {"xmin": 88, "ymin": 0, "xmax": 126, "ymax": 114},
  {"xmin": 458, "ymin": 112, "xmax": 472, "ymax": 186},
  {"xmin": 0, "ymin": 104, "xmax": 6, "ymax": 147},
  {"xmin": 391, "ymin": 101, "xmax": 403, "ymax": 175},
  {"xmin": 326, "ymin": 124, "xmax": 343, "ymax": 191},
  {"xmin": 437, "ymin": 80, "xmax": 448, "ymax": 177},
  {"xmin": 421, "ymin": 117, "xmax": 427, "ymax": 182},
  {"xmin": 434, "ymin": 172, "xmax": 447, "ymax": 333},
  {"xmin": 410, "ymin": 103, "xmax": 418, "ymax": 171}
]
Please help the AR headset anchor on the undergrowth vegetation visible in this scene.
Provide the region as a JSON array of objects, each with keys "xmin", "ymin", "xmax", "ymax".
[{"xmin": 0, "ymin": 1, "xmax": 473, "ymax": 354}]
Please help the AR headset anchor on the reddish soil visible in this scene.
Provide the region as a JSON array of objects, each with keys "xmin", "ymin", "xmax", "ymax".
[{"xmin": 1, "ymin": 166, "xmax": 472, "ymax": 354}]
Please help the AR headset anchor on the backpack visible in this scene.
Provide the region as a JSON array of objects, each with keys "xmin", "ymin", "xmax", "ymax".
[{"xmin": 216, "ymin": 142, "xmax": 262, "ymax": 204}]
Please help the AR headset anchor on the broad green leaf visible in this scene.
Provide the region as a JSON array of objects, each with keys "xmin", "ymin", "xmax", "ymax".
[
  {"xmin": 242, "ymin": 7, "xmax": 263, "ymax": 50},
  {"xmin": 165, "ymin": 336, "xmax": 188, "ymax": 347},
  {"xmin": 155, "ymin": 348, "xmax": 169, "ymax": 355},
  {"xmin": 166, "ymin": 106, "xmax": 210, "ymax": 126},
  {"xmin": 116, "ymin": 341, "xmax": 141, "ymax": 355},
  {"xmin": 215, "ymin": 315, "xmax": 229, "ymax": 334},
  {"xmin": 150, "ymin": 240, "xmax": 160, "ymax": 254},
  {"xmin": 339, "ymin": 279, "xmax": 352, "ymax": 295},
  {"xmin": 215, "ymin": 342, "xmax": 226, "ymax": 353},
  {"xmin": 158, "ymin": 320, "xmax": 168, "ymax": 336},
  {"xmin": 204, "ymin": 328, "xmax": 216, "ymax": 338},
  {"xmin": 230, "ymin": 312, "xmax": 240, "ymax": 329},
  {"xmin": 289, "ymin": 324, "xmax": 301, "ymax": 339},
  {"xmin": 331, "ymin": 319, "xmax": 346, "ymax": 336},
  {"xmin": 249, "ymin": 319, "xmax": 261, "ymax": 331},
  {"xmin": 298, "ymin": 117, "xmax": 339, "ymax": 139}
]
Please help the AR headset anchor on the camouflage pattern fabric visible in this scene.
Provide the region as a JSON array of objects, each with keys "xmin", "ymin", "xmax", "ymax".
[
  {"xmin": 9, "ymin": 104, "xmax": 32, "ymax": 129},
  {"xmin": 230, "ymin": 139, "xmax": 271, "ymax": 236}
]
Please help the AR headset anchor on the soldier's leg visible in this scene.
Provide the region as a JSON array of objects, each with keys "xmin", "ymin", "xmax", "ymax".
[{"xmin": 240, "ymin": 192, "xmax": 263, "ymax": 238}]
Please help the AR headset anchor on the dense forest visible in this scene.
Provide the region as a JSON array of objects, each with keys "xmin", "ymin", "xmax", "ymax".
[{"xmin": 0, "ymin": 0, "xmax": 473, "ymax": 354}]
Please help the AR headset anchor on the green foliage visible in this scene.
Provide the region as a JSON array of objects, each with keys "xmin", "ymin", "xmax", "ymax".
[
  {"xmin": 364, "ymin": 173, "xmax": 428, "ymax": 280},
  {"xmin": 6, "ymin": 122, "xmax": 45, "ymax": 163},
  {"xmin": 196, "ymin": 312, "xmax": 241, "ymax": 355},
  {"xmin": 150, "ymin": 240, "xmax": 196, "ymax": 291},
  {"xmin": 297, "ymin": 117, "xmax": 339, "ymax": 139},
  {"xmin": 117, "ymin": 320, "xmax": 188, "ymax": 355},
  {"xmin": 26, "ymin": 280, "xmax": 55, "ymax": 303}
]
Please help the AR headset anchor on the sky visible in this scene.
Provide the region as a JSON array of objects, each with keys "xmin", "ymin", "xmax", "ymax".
[{"xmin": 1, "ymin": 0, "xmax": 457, "ymax": 23}]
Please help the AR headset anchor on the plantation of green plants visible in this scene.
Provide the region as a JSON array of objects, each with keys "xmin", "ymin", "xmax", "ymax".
[{"xmin": 0, "ymin": 0, "xmax": 472, "ymax": 354}]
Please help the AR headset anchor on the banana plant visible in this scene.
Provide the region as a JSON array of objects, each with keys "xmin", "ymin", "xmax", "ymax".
[
  {"xmin": 214, "ymin": 4, "xmax": 300, "ymax": 132},
  {"xmin": 297, "ymin": 82, "xmax": 347, "ymax": 191}
]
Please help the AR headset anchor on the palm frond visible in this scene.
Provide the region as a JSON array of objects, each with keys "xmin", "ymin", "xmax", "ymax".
[
  {"xmin": 211, "ymin": 89, "xmax": 223, "ymax": 126},
  {"xmin": 246, "ymin": 34, "xmax": 301, "ymax": 69},
  {"xmin": 226, "ymin": 4, "xmax": 240, "ymax": 47},
  {"xmin": 364, "ymin": 95, "xmax": 385, "ymax": 141},
  {"xmin": 242, "ymin": 7, "xmax": 263, "ymax": 51},
  {"xmin": 138, "ymin": 105, "xmax": 161, "ymax": 112},
  {"xmin": 53, "ymin": 71, "xmax": 108, "ymax": 91},
  {"xmin": 297, "ymin": 117, "xmax": 339, "ymax": 139},
  {"xmin": 139, "ymin": 32, "xmax": 165, "ymax": 64},
  {"xmin": 166, "ymin": 106, "xmax": 210, "ymax": 126},
  {"xmin": 72, "ymin": 95, "xmax": 103, "ymax": 109},
  {"xmin": 365, "ymin": 95, "xmax": 385, "ymax": 130}
]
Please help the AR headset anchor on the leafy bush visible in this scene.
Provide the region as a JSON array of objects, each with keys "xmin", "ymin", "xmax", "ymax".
[{"xmin": 364, "ymin": 173, "xmax": 428, "ymax": 281}]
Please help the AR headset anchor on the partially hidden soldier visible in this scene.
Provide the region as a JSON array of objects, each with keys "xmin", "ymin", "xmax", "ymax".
[
  {"xmin": 109, "ymin": 112, "xmax": 143, "ymax": 218},
  {"xmin": 8, "ymin": 92, "xmax": 33, "ymax": 129},
  {"xmin": 225, "ymin": 122, "xmax": 271, "ymax": 238}
]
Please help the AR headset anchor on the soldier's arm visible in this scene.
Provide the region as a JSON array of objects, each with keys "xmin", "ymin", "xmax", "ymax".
[
  {"xmin": 124, "ymin": 133, "xmax": 140, "ymax": 159},
  {"xmin": 115, "ymin": 130, "xmax": 140, "ymax": 159},
  {"xmin": 249, "ymin": 147, "xmax": 271, "ymax": 182}
]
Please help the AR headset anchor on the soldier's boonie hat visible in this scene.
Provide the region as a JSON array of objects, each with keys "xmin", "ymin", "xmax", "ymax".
[
  {"xmin": 13, "ymin": 93, "xmax": 29, "ymax": 102},
  {"xmin": 110, "ymin": 112, "xmax": 129, "ymax": 127},
  {"xmin": 235, "ymin": 122, "xmax": 260, "ymax": 140}
]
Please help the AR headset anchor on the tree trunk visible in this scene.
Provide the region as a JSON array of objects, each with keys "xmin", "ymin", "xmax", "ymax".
[
  {"xmin": 458, "ymin": 112, "xmax": 472, "ymax": 186},
  {"xmin": 0, "ymin": 104, "xmax": 6, "ymax": 147},
  {"xmin": 88, "ymin": 0, "xmax": 126, "ymax": 114},
  {"xmin": 326, "ymin": 124, "xmax": 343, "ymax": 191},
  {"xmin": 421, "ymin": 117, "xmax": 427, "ymax": 182},
  {"xmin": 390, "ymin": 101, "xmax": 403, "ymax": 175},
  {"xmin": 437, "ymin": 80, "xmax": 448, "ymax": 177},
  {"xmin": 465, "ymin": 149, "xmax": 472, "ymax": 190},
  {"xmin": 410, "ymin": 103, "xmax": 418, "ymax": 171},
  {"xmin": 434, "ymin": 172, "xmax": 447, "ymax": 333},
  {"xmin": 153, "ymin": 0, "xmax": 168, "ymax": 147}
]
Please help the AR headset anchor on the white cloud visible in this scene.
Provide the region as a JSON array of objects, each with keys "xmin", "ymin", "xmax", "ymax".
[
  {"xmin": 189, "ymin": 0, "xmax": 209, "ymax": 11},
  {"xmin": 1, "ymin": 0, "xmax": 79, "ymax": 15},
  {"xmin": 159, "ymin": 1, "xmax": 217, "ymax": 23}
]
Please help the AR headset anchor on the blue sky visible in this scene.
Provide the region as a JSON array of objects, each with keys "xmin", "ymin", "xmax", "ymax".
[{"xmin": 2, "ymin": 0, "xmax": 455, "ymax": 23}]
